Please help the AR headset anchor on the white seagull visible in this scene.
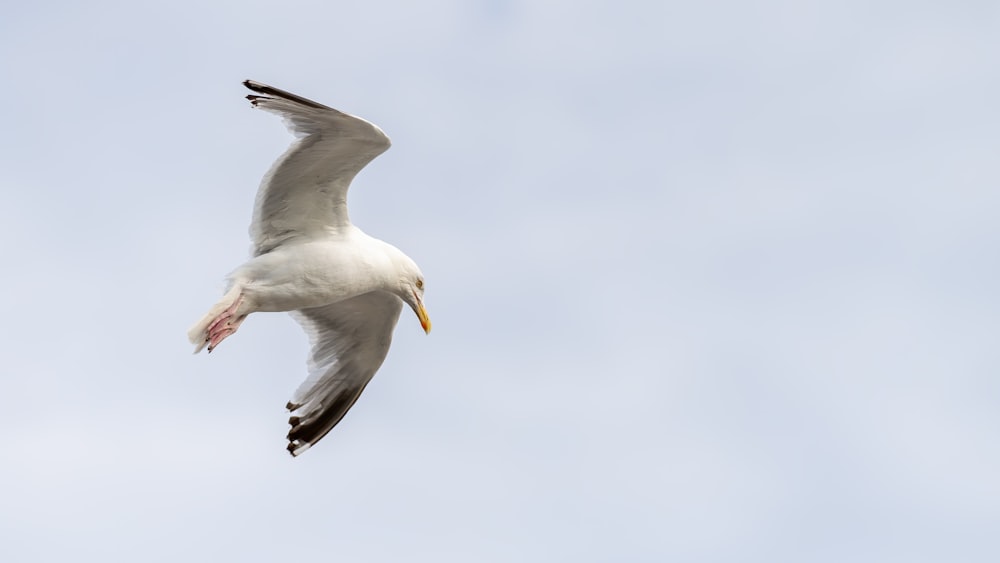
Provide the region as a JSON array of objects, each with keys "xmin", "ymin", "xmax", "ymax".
[{"xmin": 189, "ymin": 80, "xmax": 431, "ymax": 456}]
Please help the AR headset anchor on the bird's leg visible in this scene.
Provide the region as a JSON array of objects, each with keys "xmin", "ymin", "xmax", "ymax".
[{"xmin": 205, "ymin": 294, "xmax": 245, "ymax": 352}]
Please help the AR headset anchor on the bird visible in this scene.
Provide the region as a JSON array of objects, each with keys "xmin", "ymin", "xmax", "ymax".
[{"xmin": 188, "ymin": 80, "xmax": 431, "ymax": 457}]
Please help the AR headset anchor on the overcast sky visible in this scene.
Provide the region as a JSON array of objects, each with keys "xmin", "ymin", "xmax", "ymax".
[{"xmin": 2, "ymin": 1, "xmax": 999, "ymax": 561}]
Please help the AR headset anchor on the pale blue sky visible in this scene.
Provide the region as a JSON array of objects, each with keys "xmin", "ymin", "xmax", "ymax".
[{"xmin": 1, "ymin": 1, "xmax": 998, "ymax": 561}]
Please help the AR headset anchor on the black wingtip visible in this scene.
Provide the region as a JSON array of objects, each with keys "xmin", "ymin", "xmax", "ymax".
[
  {"xmin": 244, "ymin": 81, "xmax": 272, "ymax": 107},
  {"xmin": 239, "ymin": 79, "xmax": 332, "ymax": 110}
]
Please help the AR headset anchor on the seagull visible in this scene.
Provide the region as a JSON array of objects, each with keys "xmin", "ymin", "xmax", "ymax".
[{"xmin": 189, "ymin": 80, "xmax": 431, "ymax": 457}]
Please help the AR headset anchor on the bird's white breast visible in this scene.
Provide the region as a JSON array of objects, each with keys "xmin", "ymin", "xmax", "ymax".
[{"xmin": 232, "ymin": 235, "xmax": 395, "ymax": 313}]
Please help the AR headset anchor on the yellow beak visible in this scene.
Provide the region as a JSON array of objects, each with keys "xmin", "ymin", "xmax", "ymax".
[{"xmin": 417, "ymin": 302, "xmax": 432, "ymax": 334}]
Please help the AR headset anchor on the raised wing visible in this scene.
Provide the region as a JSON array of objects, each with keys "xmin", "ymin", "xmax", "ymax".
[
  {"xmin": 285, "ymin": 290, "xmax": 403, "ymax": 456},
  {"xmin": 243, "ymin": 80, "xmax": 391, "ymax": 255}
]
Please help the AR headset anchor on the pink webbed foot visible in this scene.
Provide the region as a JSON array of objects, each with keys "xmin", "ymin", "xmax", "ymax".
[{"xmin": 205, "ymin": 294, "xmax": 245, "ymax": 352}]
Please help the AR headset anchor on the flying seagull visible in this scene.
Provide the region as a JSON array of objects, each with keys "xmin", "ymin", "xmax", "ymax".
[{"xmin": 189, "ymin": 80, "xmax": 431, "ymax": 456}]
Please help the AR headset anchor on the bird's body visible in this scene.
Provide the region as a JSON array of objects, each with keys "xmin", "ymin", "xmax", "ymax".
[
  {"xmin": 228, "ymin": 233, "xmax": 399, "ymax": 312},
  {"xmin": 189, "ymin": 80, "xmax": 431, "ymax": 456}
]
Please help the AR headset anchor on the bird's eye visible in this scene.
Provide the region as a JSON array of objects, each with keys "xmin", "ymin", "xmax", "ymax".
[{"xmin": 416, "ymin": 278, "xmax": 424, "ymax": 290}]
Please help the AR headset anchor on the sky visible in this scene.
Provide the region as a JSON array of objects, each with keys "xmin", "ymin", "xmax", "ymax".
[{"xmin": 1, "ymin": 0, "xmax": 999, "ymax": 561}]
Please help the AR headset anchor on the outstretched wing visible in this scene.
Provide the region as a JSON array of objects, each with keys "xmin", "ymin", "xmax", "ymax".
[
  {"xmin": 243, "ymin": 80, "xmax": 391, "ymax": 255},
  {"xmin": 285, "ymin": 290, "xmax": 403, "ymax": 456}
]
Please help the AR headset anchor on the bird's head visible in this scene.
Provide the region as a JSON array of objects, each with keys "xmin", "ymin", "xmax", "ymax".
[{"xmin": 394, "ymin": 256, "xmax": 431, "ymax": 334}]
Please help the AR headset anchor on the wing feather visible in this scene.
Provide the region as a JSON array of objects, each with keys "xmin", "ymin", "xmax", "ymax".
[
  {"xmin": 243, "ymin": 80, "xmax": 391, "ymax": 255},
  {"xmin": 285, "ymin": 290, "xmax": 403, "ymax": 456}
]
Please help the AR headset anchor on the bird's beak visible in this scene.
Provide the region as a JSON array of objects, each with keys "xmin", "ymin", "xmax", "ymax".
[{"xmin": 415, "ymin": 298, "xmax": 432, "ymax": 334}]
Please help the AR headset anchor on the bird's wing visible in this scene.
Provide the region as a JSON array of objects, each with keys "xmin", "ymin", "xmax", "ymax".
[
  {"xmin": 243, "ymin": 80, "xmax": 391, "ymax": 255},
  {"xmin": 285, "ymin": 290, "xmax": 403, "ymax": 456}
]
